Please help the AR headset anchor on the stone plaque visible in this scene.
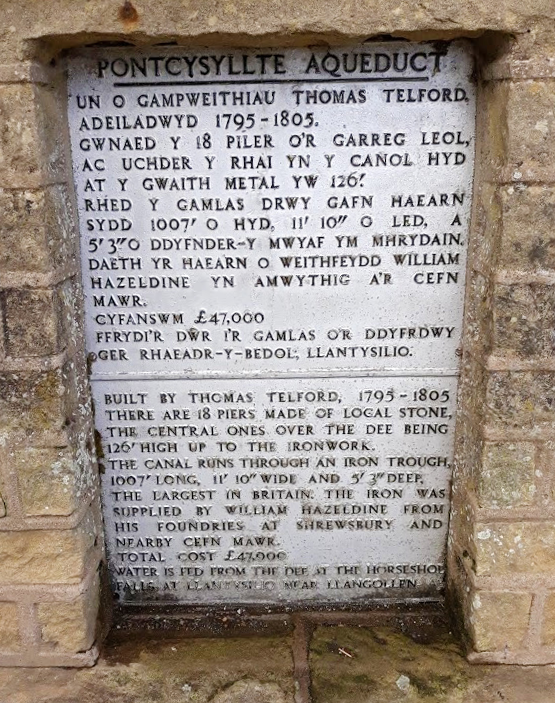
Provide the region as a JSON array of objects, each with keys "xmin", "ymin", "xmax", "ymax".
[{"xmin": 68, "ymin": 42, "xmax": 475, "ymax": 604}]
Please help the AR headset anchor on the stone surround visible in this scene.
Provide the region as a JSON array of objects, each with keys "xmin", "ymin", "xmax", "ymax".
[{"xmin": 0, "ymin": 0, "xmax": 554, "ymax": 666}]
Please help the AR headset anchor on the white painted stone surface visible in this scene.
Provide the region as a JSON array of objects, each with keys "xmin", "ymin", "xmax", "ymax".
[{"xmin": 68, "ymin": 42, "xmax": 475, "ymax": 604}]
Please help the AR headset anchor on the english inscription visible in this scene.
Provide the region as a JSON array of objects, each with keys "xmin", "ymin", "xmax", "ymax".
[{"xmin": 68, "ymin": 42, "xmax": 476, "ymax": 604}]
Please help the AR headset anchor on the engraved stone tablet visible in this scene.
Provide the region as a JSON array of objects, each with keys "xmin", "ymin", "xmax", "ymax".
[{"xmin": 68, "ymin": 42, "xmax": 476, "ymax": 604}]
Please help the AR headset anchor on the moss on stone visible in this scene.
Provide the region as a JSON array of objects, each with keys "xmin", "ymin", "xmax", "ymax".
[{"xmin": 310, "ymin": 626, "xmax": 473, "ymax": 703}]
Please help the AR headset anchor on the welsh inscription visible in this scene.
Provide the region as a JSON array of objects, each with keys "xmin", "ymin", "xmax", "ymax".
[{"xmin": 68, "ymin": 42, "xmax": 476, "ymax": 604}]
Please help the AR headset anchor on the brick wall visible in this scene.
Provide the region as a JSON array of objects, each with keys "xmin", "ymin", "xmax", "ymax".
[
  {"xmin": 449, "ymin": 38, "xmax": 555, "ymax": 665},
  {"xmin": 0, "ymin": 65, "xmax": 103, "ymax": 667}
]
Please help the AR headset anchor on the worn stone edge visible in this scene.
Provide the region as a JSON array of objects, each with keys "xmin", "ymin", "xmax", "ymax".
[
  {"xmin": 467, "ymin": 647, "xmax": 555, "ymax": 665},
  {"xmin": 0, "ymin": 265, "xmax": 78, "ymax": 290},
  {"xmin": 0, "ymin": 644, "xmax": 99, "ymax": 667},
  {"xmin": 0, "ymin": 350, "xmax": 69, "ymax": 373},
  {"xmin": 0, "ymin": 548, "xmax": 101, "ymax": 600},
  {"xmin": 0, "ymin": 62, "xmax": 59, "ymax": 85},
  {"xmin": 484, "ymin": 427, "xmax": 555, "ymax": 441},
  {"xmin": 487, "ymin": 356, "xmax": 555, "ymax": 371},
  {"xmin": 483, "ymin": 58, "xmax": 555, "ymax": 81}
]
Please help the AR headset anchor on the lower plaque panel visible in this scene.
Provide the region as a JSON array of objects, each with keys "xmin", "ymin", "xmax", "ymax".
[{"xmin": 96, "ymin": 375, "xmax": 455, "ymax": 605}]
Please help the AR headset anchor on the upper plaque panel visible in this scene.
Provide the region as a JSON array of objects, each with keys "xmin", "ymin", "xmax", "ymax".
[{"xmin": 68, "ymin": 43, "xmax": 475, "ymax": 380}]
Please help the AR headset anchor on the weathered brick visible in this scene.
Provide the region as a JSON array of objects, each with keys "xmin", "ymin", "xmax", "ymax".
[
  {"xmin": 0, "ymin": 601, "xmax": 20, "ymax": 651},
  {"xmin": 0, "ymin": 83, "xmax": 65, "ymax": 185},
  {"xmin": 59, "ymin": 359, "xmax": 88, "ymax": 427},
  {"xmin": 468, "ymin": 182, "xmax": 500, "ymax": 277},
  {"xmin": 0, "ymin": 367, "xmax": 69, "ymax": 442},
  {"xmin": 474, "ymin": 522, "xmax": 555, "ymax": 576},
  {"xmin": 506, "ymin": 81, "xmax": 555, "ymax": 173},
  {"xmin": 12, "ymin": 447, "xmax": 79, "ymax": 516},
  {"xmin": 476, "ymin": 80, "xmax": 508, "ymax": 180},
  {"xmin": 499, "ymin": 185, "xmax": 555, "ymax": 272},
  {"xmin": 56, "ymin": 278, "xmax": 82, "ymax": 357},
  {"xmin": 0, "ymin": 84, "xmax": 44, "ymax": 181},
  {"xmin": 486, "ymin": 371, "xmax": 555, "ymax": 430},
  {"xmin": 4, "ymin": 288, "xmax": 64, "ymax": 357},
  {"xmin": 0, "ymin": 185, "xmax": 77, "ymax": 274},
  {"xmin": 45, "ymin": 184, "xmax": 78, "ymax": 271},
  {"xmin": 463, "ymin": 271, "xmax": 494, "ymax": 361},
  {"xmin": 478, "ymin": 442, "xmax": 536, "ymax": 508},
  {"xmin": 493, "ymin": 284, "xmax": 555, "ymax": 358},
  {"xmin": 470, "ymin": 591, "xmax": 532, "ymax": 651},
  {"xmin": 0, "ymin": 467, "xmax": 7, "ymax": 518},
  {"xmin": 35, "ymin": 81, "xmax": 68, "ymax": 180},
  {"xmin": 0, "ymin": 189, "xmax": 50, "ymax": 272},
  {"xmin": 451, "ymin": 356, "xmax": 487, "ymax": 515},
  {"xmin": 0, "ymin": 514, "xmax": 96, "ymax": 584},
  {"xmin": 38, "ymin": 574, "xmax": 99, "ymax": 653},
  {"xmin": 541, "ymin": 592, "xmax": 555, "ymax": 645}
]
